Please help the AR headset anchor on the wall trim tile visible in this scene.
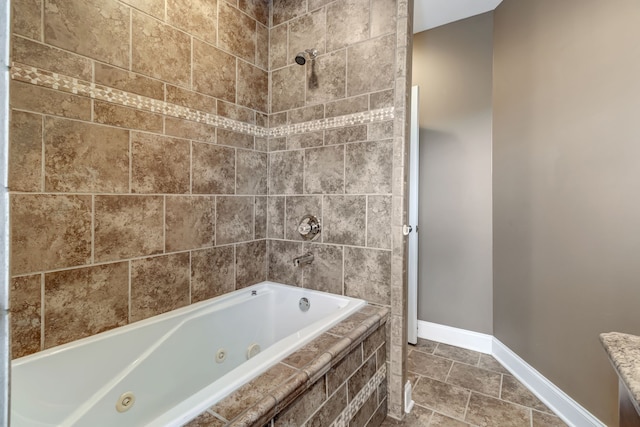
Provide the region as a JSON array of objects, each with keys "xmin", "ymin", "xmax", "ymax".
[
  {"xmin": 10, "ymin": 63, "xmax": 394, "ymax": 138},
  {"xmin": 417, "ymin": 321, "xmax": 606, "ymax": 427}
]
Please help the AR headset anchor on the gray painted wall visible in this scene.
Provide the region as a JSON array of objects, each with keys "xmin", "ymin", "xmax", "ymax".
[
  {"xmin": 412, "ymin": 13, "xmax": 493, "ymax": 334},
  {"xmin": 493, "ymin": 1, "xmax": 640, "ymax": 424}
]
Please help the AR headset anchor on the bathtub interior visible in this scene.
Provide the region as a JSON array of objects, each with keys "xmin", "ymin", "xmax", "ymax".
[{"xmin": 11, "ymin": 282, "xmax": 365, "ymax": 427}]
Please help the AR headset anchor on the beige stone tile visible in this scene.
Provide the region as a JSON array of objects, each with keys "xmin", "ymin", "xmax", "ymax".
[
  {"xmin": 465, "ymin": 393, "xmax": 530, "ymax": 427},
  {"xmin": 165, "ymin": 196, "xmax": 214, "ymax": 252},
  {"xmin": 236, "ymin": 240, "xmax": 267, "ymax": 289},
  {"xmin": 367, "ymin": 195, "xmax": 392, "ymax": 249},
  {"xmin": 267, "ymin": 239, "xmax": 303, "ymax": 286},
  {"xmin": 369, "ymin": 120, "xmax": 394, "ymax": 140},
  {"xmin": 350, "ymin": 392, "xmax": 378, "ymax": 427},
  {"xmin": 272, "ymin": 0, "xmax": 307, "ymax": 26},
  {"xmin": 306, "ymin": 384, "xmax": 347, "ymax": 427},
  {"xmin": 43, "ymin": 262, "xmax": 128, "ymax": 348},
  {"xmin": 274, "ymin": 377, "xmax": 326, "ymax": 426},
  {"xmin": 217, "ymin": 129, "xmax": 254, "ymax": 150},
  {"xmin": 255, "ymin": 136, "xmax": 268, "ymax": 152},
  {"xmin": 94, "ymin": 195, "xmax": 164, "ymax": 262},
  {"xmin": 212, "ymin": 363, "xmax": 297, "ymax": 421},
  {"xmin": 411, "ymin": 338, "xmax": 438, "ymax": 354},
  {"xmin": 44, "ymin": 0, "xmax": 129, "ymax": 67},
  {"xmin": 192, "ymin": 143, "xmax": 235, "ymax": 194},
  {"xmin": 237, "ymin": 150, "xmax": 267, "ymax": 195},
  {"xmin": 216, "ymin": 196, "xmax": 254, "ymax": 244},
  {"xmin": 256, "ymin": 23, "xmax": 269, "ymax": 70},
  {"xmin": 323, "ymin": 195, "xmax": 366, "ymax": 246},
  {"xmin": 287, "ymin": 131, "xmax": 324, "ymax": 150},
  {"xmin": 11, "ymin": 81, "xmax": 91, "ymax": 121},
  {"xmin": 501, "ymin": 374, "xmax": 550, "ymax": 413},
  {"xmin": 328, "ymin": 311, "xmax": 369, "ymax": 336},
  {"xmin": 371, "ymin": 0, "xmax": 397, "ymax": 37},
  {"xmin": 327, "ymin": 345, "xmax": 362, "ymax": 394},
  {"xmin": 344, "ymin": 246, "xmax": 391, "ymax": 304},
  {"xmin": 239, "ymin": 0, "xmax": 269, "ymax": 26},
  {"xmin": 191, "ymin": 246, "xmax": 235, "ymax": 303},
  {"xmin": 434, "ymin": 344, "xmax": 482, "ymax": 366},
  {"xmin": 269, "ymin": 151, "xmax": 304, "ymax": 194},
  {"xmin": 325, "ymin": 125, "xmax": 368, "ymax": 145},
  {"xmin": 345, "ymin": 140, "xmax": 393, "ymax": 194},
  {"xmin": 407, "ymin": 350, "xmax": 452, "ymax": 381},
  {"xmin": 130, "ymin": 253, "xmax": 190, "ymax": 322},
  {"xmin": 288, "ymin": 104, "xmax": 325, "ymax": 124},
  {"xmin": 430, "ymin": 412, "xmax": 473, "ymax": 427},
  {"xmin": 363, "ymin": 325, "xmax": 385, "ymax": 362},
  {"xmin": 167, "ymin": 0, "xmax": 217, "ymax": 44},
  {"xmin": 184, "ymin": 411, "xmax": 226, "ymax": 427},
  {"xmin": 12, "ymin": 36, "xmax": 92, "ymax": 80},
  {"xmin": 283, "ymin": 333, "xmax": 339, "ymax": 369},
  {"xmin": 254, "ymin": 196, "xmax": 267, "ymax": 239},
  {"xmin": 380, "ymin": 405, "xmax": 433, "ymax": 426},
  {"xmin": 349, "ymin": 354, "xmax": 377, "ymax": 399},
  {"xmin": 165, "ymin": 117, "xmax": 216, "ymax": 144},
  {"xmin": 289, "ymin": 8, "xmax": 326, "ymax": 61},
  {"xmin": 412, "ymin": 377, "xmax": 470, "ymax": 420},
  {"xmin": 271, "ymin": 65, "xmax": 306, "ymax": 112},
  {"xmin": 11, "ymin": 194, "xmax": 92, "ymax": 275},
  {"xmin": 93, "ymin": 101, "xmax": 163, "ymax": 132},
  {"xmin": 478, "ymin": 354, "xmax": 510, "ymax": 375},
  {"xmin": 270, "ymin": 24, "xmax": 289, "ymax": 70},
  {"xmin": 267, "ymin": 196, "xmax": 285, "ymax": 238},
  {"xmin": 306, "ymin": 50, "xmax": 346, "ymax": 104},
  {"xmin": 10, "ymin": 275, "xmax": 41, "ymax": 359},
  {"xmin": 132, "ymin": 10, "xmax": 191, "ymax": 86},
  {"xmin": 95, "ymin": 63, "xmax": 164, "ymax": 100},
  {"xmin": 237, "ymin": 61, "xmax": 268, "ymax": 112},
  {"xmin": 347, "ymin": 34, "xmax": 395, "ymax": 96},
  {"xmin": 119, "ymin": 0, "xmax": 164, "ymax": 19},
  {"xmin": 166, "ymin": 85, "xmax": 217, "ymax": 114},
  {"xmin": 532, "ymin": 410, "xmax": 567, "ymax": 427},
  {"xmin": 447, "ymin": 363, "xmax": 502, "ymax": 398},
  {"xmin": 12, "ymin": 0, "xmax": 42, "ymax": 39},
  {"xmin": 131, "ymin": 132, "xmax": 190, "ymax": 194},
  {"xmin": 9, "ymin": 110, "xmax": 42, "ymax": 192},
  {"xmin": 192, "ymin": 39, "xmax": 237, "ymax": 101},
  {"xmin": 270, "ymin": 112, "xmax": 288, "ymax": 127},
  {"xmin": 304, "ymin": 145, "xmax": 344, "ymax": 194},
  {"xmin": 301, "ymin": 243, "xmax": 343, "ymax": 295},
  {"xmin": 325, "ymin": 94, "xmax": 369, "ymax": 118},
  {"xmin": 44, "ymin": 117, "xmax": 128, "ymax": 193},
  {"xmin": 217, "ymin": 101, "xmax": 255, "ymax": 124},
  {"xmin": 326, "ymin": 0, "xmax": 370, "ymax": 52},
  {"xmin": 269, "ymin": 137, "xmax": 287, "ymax": 152},
  {"xmin": 284, "ymin": 195, "xmax": 322, "ymax": 241},
  {"xmin": 370, "ymin": 89, "xmax": 394, "ymax": 110},
  {"xmin": 219, "ymin": 1, "xmax": 256, "ymax": 63}
]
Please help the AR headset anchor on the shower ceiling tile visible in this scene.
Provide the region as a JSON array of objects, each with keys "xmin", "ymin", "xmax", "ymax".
[
  {"xmin": 167, "ymin": 0, "xmax": 217, "ymax": 45},
  {"xmin": 43, "ymin": 262, "xmax": 128, "ymax": 349},
  {"xmin": 191, "ymin": 246, "xmax": 235, "ymax": 302},
  {"xmin": 44, "ymin": 0, "xmax": 130, "ymax": 68},
  {"xmin": 192, "ymin": 39, "xmax": 236, "ymax": 102},
  {"xmin": 11, "ymin": 194, "xmax": 92, "ymax": 275},
  {"xmin": 165, "ymin": 196, "xmax": 215, "ymax": 252},
  {"xmin": 132, "ymin": 10, "xmax": 191, "ymax": 87}
]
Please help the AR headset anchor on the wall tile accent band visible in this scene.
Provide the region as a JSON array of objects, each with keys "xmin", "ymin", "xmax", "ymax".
[
  {"xmin": 10, "ymin": 63, "xmax": 394, "ymax": 138},
  {"xmin": 323, "ymin": 364, "xmax": 386, "ymax": 427}
]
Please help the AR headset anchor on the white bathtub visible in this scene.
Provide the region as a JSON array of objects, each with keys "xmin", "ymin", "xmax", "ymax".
[{"xmin": 11, "ymin": 282, "xmax": 366, "ymax": 427}]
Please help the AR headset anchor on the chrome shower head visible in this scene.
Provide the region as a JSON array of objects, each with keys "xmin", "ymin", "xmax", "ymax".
[{"xmin": 294, "ymin": 48, "xmax": 318, "ymax": 65}]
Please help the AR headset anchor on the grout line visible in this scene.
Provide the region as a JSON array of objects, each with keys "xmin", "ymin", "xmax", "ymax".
[
  {"xmin": 444, "ymin": 359, "xmax": 455, "ymax": 383},
  {"xmin": 129, "ymin": 8, "xmax": 133, "ymax": 70},
  {"xmin": 39, "ymin": 273, "xmax": 45, "ymax": 351},
  {"xmin": 127, "ymin": 261, "xmax": 132, "ymax": 323},
  {"xmin": 40, "ymin": 114, "xmax": 45, "ymax": 192},
  {"xmin": 499, "ymin": 373, "xmax": 504, "ymax": 400},
  {"xmin": 91, "ymin": 195, "xmax": 95, "ymax": 264},
  {"xmin": 162, "ymin": 195, "xmax": 166, "ymax": 253},
  {"xmin": 462, "ymin": 389, "xmax": 472, "ymax": 422}
]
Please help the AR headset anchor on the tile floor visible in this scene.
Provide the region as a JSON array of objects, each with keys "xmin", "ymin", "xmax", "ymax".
[{"xmin": 382, "ymin": 339, "xmax": 568, "ymax": 427}]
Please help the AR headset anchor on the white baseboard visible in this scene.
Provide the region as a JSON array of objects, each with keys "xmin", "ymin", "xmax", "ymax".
[
  {"xmin": 416, "ymin": 321, "xmax": 605, "ymax": 427},
  {"xmin": 417, "ymin": 320, "xmax": 493, "ymax": 354},
  {"xmin": 492, "ymin": 338, "xmax": 605, "ymax": 427}
]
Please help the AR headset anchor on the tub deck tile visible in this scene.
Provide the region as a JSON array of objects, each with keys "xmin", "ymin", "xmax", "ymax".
[{"xmin": 282, "ymin": 332, "xmax": 341, "ymax": 369}]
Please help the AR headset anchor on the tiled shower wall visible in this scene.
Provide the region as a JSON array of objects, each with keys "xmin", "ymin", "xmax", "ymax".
[
  {"xmin": 9, "ymin": 0, "xmax": 271, "ymax": 358},
  {"xmin": 8, "ymin": 0, "xmax": 412, "ymax": 420}
]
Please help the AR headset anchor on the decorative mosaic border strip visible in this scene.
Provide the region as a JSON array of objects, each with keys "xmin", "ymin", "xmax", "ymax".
[
  {"xmin": 321, "ymin": 364, "xmax": 386, "ymax": 427},
  {"xmin": 10, "ymin": 62, "xmax": 394, "ymax": 138}
]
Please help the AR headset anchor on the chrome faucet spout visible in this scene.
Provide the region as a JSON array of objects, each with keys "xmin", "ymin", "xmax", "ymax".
[{"xmin": 293, "ymin": 252, "xmax": 314, "ymax": 267}]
